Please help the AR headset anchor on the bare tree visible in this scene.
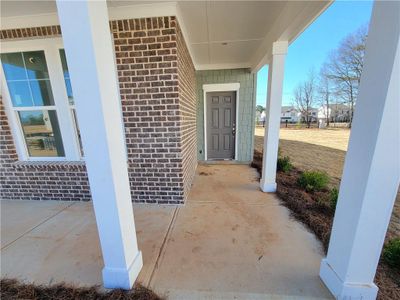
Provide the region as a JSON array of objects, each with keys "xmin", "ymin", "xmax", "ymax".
[
  {"xmin": 293, "ymin": 70, "xmax": 316, "ymax": 128},
  {"xmin": 317, "ymin": 64, "xmax": 334, "ymax": 126},
  {"xmin": 324, "ymin": 26, "xmax": 367, "ymax": 128}
]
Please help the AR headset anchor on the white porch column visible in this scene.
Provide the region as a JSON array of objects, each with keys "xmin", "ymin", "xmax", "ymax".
[
  {"xmin": 320, "ymin": 2, "xmax": 400, "ymax": 299},
  {"xmin": 260, "ymin": 41, "xmax": 288, "ymax": 192},
  {"xmin": 56, "ymin": 0, "xmax": 142, "ymax": 289}
]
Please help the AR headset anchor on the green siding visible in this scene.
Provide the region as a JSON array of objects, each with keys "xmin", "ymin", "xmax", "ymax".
[{"xmin": 196, "ymin": 69, "xmax": 256, "ymax": 162}]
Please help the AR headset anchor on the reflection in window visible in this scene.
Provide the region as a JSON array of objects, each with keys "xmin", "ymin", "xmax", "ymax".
[
  {"xmin": 1, "ymin": 51, "xmax": 54, "ymax": 107},
  {"xmin": 1, "ymin": 50, "xmax": 65, "ymax": 158},
  {"xmin": 6, "ymin": 81, "xmax": 32, "ymax": 107},
  {"xmin": 30, "ymin": 80, "xmax": 54, "ymax": 106},
  {"xmin": 59, "ymin": 49, "xmax": 73, "ymax": 104},
  {"xmin": 59, "ymin": 49, "xmax": 83, "ymax": 156},
  {"xmin": 18, "ymin": 110, "xmax": 65, "ymax": 157},
  {"xmin": 23, "ymin": 51, "xmax": 49, "ymax": 79},
  {"xmin": 71, "ymin": 109, "xmax": 83, "ymax": 155}
]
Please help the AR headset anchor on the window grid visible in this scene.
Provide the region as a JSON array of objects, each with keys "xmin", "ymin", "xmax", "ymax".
[{"xmin": 1, "ymin": 41, "xmax": 82, "ymax": 161}]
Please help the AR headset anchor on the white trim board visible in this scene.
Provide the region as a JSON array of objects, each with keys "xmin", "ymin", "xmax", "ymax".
[
  {"xmin": 196, "ymin": 63, "xmax": 251, "ymax": 71},
  {"xmin": 0, "ymin": 1, "xmax": 198, "ymax": 77},
  {"xmin": 0, "ymin": 37, "xmax": 83, "ymax": 162},
  {"xmin": 203, "ymin": 83, "xmax": 240, "ymax": 161},
  {"xmin": 0, "ymin": 2, "xmax": 178, "ymax": 30}
]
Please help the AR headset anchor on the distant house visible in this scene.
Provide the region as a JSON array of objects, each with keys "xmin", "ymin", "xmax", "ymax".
[
  {"xmin": 302, "ymin": 108, "xmax": 319, "ymax": 123},
  {"xmin": 255, "ymin": 110, "xmax": 266, "ymax": 125},
  {"xmin": 330, "ymin": 103, "xmax": 352, "ymax": 122},
  {"xmin": 318, "ymin": 104, "xmax": 352, "ymax": 122},
  {"xmin": 280, "ymin": 106, "xmax": 300, "ymax": 123}
]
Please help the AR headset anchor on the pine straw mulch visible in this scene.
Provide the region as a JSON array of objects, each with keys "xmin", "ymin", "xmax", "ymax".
[
  {"xmin": 0, "ymin": 278, "xmax": 164, "ymax": 300},
  {"xmin": 251, "ymin": 150, "xmax": 400, "ymax": 300}
]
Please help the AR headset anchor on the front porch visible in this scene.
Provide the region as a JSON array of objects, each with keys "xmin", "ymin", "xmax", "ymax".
[
  {"xmin": 1, "ymin": 164, "xmax": 332, "ymax": 299},
  {"xmin": 1, "ymin": 1, "xmax": 399, "ymax": 298}
]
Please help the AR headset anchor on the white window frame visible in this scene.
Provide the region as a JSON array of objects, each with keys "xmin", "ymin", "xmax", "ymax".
[
  {"xmin": 203, "ymin": 83, "xmax": 240, "ymax": 161},
  {"xmin": 1, "ymin": 38, "xmax": 82, "ymax": 161}
]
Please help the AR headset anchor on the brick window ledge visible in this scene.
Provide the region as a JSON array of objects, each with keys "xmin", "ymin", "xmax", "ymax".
[{"xmin": 13, "ymin": 160, "xmax": 86, "ymax": 171}]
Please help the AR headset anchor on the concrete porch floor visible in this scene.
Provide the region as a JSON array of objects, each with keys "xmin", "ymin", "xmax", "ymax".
[{"xmin": 1, "ymin": 164, "xmax": 332, "ymax": 299}]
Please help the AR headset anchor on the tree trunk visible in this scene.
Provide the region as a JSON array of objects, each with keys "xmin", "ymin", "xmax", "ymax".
[{"xmin": 326, "ymin": 94, "xmax": 330, "ymax": 126}]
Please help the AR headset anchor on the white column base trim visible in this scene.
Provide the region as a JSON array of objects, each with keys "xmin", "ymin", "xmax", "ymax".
[
  {"xmin": 102, "ymin": 251, "xmax": 143, "ymax": 289},
  {"xmin": 320, "ymin": 259, "xmax": 378, "ymax": 300},
  {"xmin": 260, "ymin": 180, "xmax": 277, "ymax": 193}
]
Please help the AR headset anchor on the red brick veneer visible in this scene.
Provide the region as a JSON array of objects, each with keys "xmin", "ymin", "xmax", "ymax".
[{"xmin": 0, "ymin": 16, "xmax": 197, "ymax": 204}]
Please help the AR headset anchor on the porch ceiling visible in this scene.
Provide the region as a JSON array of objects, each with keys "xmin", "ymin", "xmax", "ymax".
[{"xmin": 0, "ymin": 0, "xmax": 332, "ymax": 71}]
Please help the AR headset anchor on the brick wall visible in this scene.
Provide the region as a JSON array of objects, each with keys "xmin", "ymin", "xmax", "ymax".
[
  {"xmin": 0, "ymin": 26, "xmax": 61, "ymax": 40},
  {"xmin": 196, "ymin": 69, "xmax": 256, "ymax": 162},
  {"xmin": 111, "ymin": 16, "xmax": 184, "ymax": 203},
  {"xmin": 0, "ymin": 26, "xmax": 91, "ymax": 202},
  {"xmin": 0, "ymin": 16, "xmax": 197, "ymax": 204},
  {"xmin": 176, "ymin": 23, "xmax": 197, "ymax": 200},
  {"xmin": 0, "ymin": 97, "xmax": 91, "ymax": 201}
]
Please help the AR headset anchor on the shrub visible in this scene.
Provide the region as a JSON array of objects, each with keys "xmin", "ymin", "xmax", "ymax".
[
  {"xmin": 383, "ymin": 238, "xmax": 400, "ymax": 270},
  {"xmin": 329, "ymin": 187, "xmax": 339, "ymax": 210},
  {"xmin": 298, "ymin": 171, "xmax": 329, "ymax": 192},
  {"xmin": 277, "ymin": 156, "xmax": 293, "ymax": 173}
]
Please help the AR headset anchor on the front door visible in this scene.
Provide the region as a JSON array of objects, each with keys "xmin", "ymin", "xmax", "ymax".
[{"xmin": 206, "ymin": 91, "xmax": 236, "ymax": 160}]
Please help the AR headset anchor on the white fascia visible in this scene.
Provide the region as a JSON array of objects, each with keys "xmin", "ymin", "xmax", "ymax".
[
  {"xmin": 1, "ymin": 1, "xmax": 199, "ymax": 72},
  {"xmin": 0, "ymin": 2, "xmax": 178, "ymax": 29},
  {"xmin": 196, "ymin": 62, "xmax": 252, "ymax": 71}
]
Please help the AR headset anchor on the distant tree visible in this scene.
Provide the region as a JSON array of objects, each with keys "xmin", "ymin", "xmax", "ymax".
[
  {"xmin": 293, "ymin": 70, "xmax": 316, "ymax": 128},
  {"xmin": 317, "ymin": 65, "xmax": 333, "ymax": 126},
  {"xmin": 29, "ymin": 115, "xmax": 45, "ymax": 125},
  {"xmin": 256, "ymin": 105, "xmax": 265, "ymax": 113},
  {"xmin": 324, "ymin": 26, "xmax": 367, "ymax": 128}
]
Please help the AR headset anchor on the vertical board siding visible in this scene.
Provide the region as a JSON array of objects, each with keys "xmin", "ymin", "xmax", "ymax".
[{"xmin": 196, "ymin": 69, "xmax": 256, "ymax": 162}]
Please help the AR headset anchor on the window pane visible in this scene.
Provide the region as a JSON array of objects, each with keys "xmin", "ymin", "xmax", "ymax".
[
  {"xmin": 65, "ymin": 78, "xmax": 73, "ymax": 104},
  {"xmin": 23, "ymin": 51, "xmax": 50, "ymax": 80},
  {"xmin": 18, "ymin": 110, "xmax": 65, "ymax": 157},
  {"xmin": 1, "ymin": 52, "xmax": 26, "ymax": 80},
  {"xmin": 59, "ymin": 49, "xmax": 69, "ymax": 78},
  {"xmin": 29, "ymin": 80, "xmax": 55, "ymax": 106},
  {"xmin": 7, "ymin": 81, "xmax": 33, "ymax": 107},
  {"xmin": 2, "ymin": 50, "xmax": 55, "ymax": 108},
  {"xmin": 59, "ymin": 49, "xmax": 74, "ymax": 105},
  {"xmin": 72, "ymin": 109, "xmax": 84, "ymax": 156}
]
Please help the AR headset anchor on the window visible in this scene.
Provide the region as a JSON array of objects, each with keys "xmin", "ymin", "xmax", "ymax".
[
  {"xmin": 1, "ymin": 39, "xmax": 82, "ymax": 161},
  {"xmin": 59, "ymin": 49, "xmax": 83, "ymax": 156},
  {"xmin": 1, "ymin": 51, "xmax": 65, "ymax": 157}
]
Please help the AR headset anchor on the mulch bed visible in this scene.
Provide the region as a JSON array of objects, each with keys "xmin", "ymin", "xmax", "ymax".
[
  {"xmin": 251, "ymin": 150, "xmax": 400, "ymax": 300},
  {"xmin": 0, "ymin": 279, "xmax": 164, "ymax": 300}
]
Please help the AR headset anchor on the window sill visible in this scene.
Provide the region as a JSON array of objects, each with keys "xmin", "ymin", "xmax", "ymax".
[{"xmin": 13, "ymin": 160, "xmax": 86, "ymax": 171}]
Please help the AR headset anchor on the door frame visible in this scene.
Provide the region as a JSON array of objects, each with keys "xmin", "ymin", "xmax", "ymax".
[{"xmin": 203, "ymin": 83, "xmax": 240, "ymax": 161}]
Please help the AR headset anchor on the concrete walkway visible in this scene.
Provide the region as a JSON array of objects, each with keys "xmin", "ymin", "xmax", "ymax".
[{"xmin": 1, "ymin": 164, "xmax": 332, "ymax": 299}]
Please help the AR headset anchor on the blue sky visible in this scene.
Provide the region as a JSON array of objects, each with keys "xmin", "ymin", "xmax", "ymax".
[{"xmin": 256, "ymin": 0, "xmax": 374, "ymax": 107}]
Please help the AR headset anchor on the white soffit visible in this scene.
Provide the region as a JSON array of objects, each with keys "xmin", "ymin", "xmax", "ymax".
[
  {"xmin": 178, "ymin": 1, "xmax": 331, "ymax": 70},
  {"xmin": 1, "ymin": 0, "xmax": 332, "ymax": 71}
]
